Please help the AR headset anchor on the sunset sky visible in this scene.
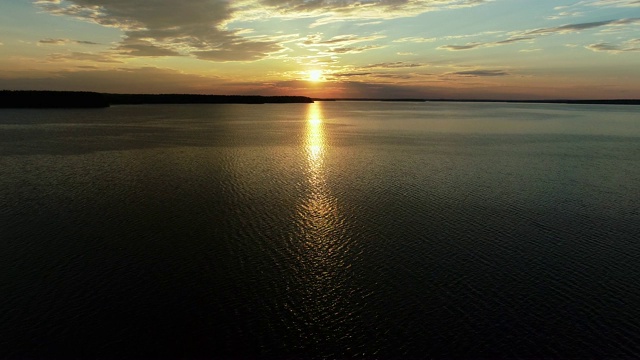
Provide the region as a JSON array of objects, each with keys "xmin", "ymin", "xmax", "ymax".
[{"xmin": 1, "ymin": 0, "xmax": 639, "ymax": 99}]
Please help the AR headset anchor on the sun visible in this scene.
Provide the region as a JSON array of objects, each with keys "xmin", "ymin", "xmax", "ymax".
[{"xmin": 308, "ymin": 69, "xmax": 323, "ymax": 82}]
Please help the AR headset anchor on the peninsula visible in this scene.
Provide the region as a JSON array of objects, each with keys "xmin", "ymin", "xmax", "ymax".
[{"xmin": 0, "ymin": 91, "xmax": 313, "ymax": 108}]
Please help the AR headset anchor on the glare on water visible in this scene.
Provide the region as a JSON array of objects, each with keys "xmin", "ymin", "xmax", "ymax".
[
  {"xmin": 286, "ymin": 103, "xmax": 359, "ymax": 349},
  {"xmin": 306, "ymin": 104, "xmax": 324, "ymax": 164},
  {"xmin": 301, "ymin": 102, "xmax": 333, "ymax": 250}
]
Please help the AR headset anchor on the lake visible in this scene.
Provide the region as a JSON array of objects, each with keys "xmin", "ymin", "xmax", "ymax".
[{"xmin": 1, "ymin": 101, "xmax": 639, "ymax": 358}]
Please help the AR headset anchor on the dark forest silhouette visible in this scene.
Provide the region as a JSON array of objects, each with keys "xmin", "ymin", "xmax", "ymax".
[
  {"xmin": 1, "ymin": 90, "xmax": 639, "ymax": 108},
  {"xmin": 0, "ymin": 91, "xmax": 313, "ymax": 108},
  {"xmin": 104, "ymin": 93, "xmax": 313, "ymax": 105},
  {"xmin": 0, "ymin": 91, "xmax": 110, "ymax": 108}
]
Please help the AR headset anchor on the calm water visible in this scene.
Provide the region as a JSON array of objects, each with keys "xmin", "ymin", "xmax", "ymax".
[{"xmin": 1, "ymin": 102, "xmax": 639, "ymax": 358}]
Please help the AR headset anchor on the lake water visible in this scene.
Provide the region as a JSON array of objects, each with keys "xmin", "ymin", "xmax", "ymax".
[{"xmin": 1, "ymin": 101, "xmax": 639, "ymax": 358}]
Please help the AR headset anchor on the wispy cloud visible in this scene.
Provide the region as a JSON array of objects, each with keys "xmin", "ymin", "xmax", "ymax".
[
  {"xmin": 38, "ymin": 38, "xmax": 100, "ymax": 45},
  {"xmin": 438, "ymin": 37, "xmax": 533, "ymax": 51},
  {"xmin": 588, "ymin": 0, "xmax": 640, "ymax": 8},
  {"xmin": 299, "ymin": 33, "xmax": 386, "ymax": 57},
  {"xmin": 586, "ymin": 38, "xmax": 640, "ymax": 53},
  {"xmin": 439, "ymin": 43, "xmax": 483, "ymax": 51},
  {"xmin": 235, "ymin": 0, "xmax": 493, "ymax": 27},
  {"xmin": 333, "ymin": 72, "xmax": 373, "ymax": 78},
  {"xmin": 523, "ymin": 18, "xmax": 640, "ymax": 36},
  {"xmin": 546, "ymin": 11, "xmax": 584, "ymax": 20},
  {"xmin": 439, "ymin": 18, "xmax": 640, "ymax": 50},
  {"xmin": 356, "ymin": 21, "xmax": 383, "ymax": 26},
  {"xmin": 301, "ymin": 34, "xmax": 386, "ymax": 47},
  {"xmin": 362, "ymin": 62, "xmax": 426, "ymax": 69},
  {"xmin": 495, "ymin": 37, "xmax": 535, "ymax": 45},
  {"xmin": 116, "ymin": 39, "xmax": 182, "ymax": 57},
  {"xmin": 444, "ymin": 69, "xmax": 510, "ymax": 77},
  {"xmin": 554, "ymin": 0, "xmax": 640, "ymax": 10},
  {"xmin": 393, "ymin": 37, "xmax": 437, "ymax": 43},
  {"xmin": 47, "ymin": 51, "xmax": 123, "ymax": 63},
  {"xmin": 318, "ymin": 45, "xmax": 385, "ymax": 55}
]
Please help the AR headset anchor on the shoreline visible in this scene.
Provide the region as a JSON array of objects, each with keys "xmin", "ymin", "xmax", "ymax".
[
  {"xmin": 1, "ymin": 90, "xmax": 639, "ymax": 108},
  {"xmin": 0, "ymin": 91, "xmax": 313, "ymax": 108},
  {"xmin": 313, "ymin": 98, "xmax": 640, "ymax": 105}
]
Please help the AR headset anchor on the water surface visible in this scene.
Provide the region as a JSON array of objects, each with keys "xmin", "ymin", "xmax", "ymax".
[{"xmin": 1, "ymin": 102, "xmax": 639, "ymax": 358}]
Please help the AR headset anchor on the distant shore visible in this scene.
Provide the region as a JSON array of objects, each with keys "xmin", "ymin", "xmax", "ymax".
[
  {"xmin": 1, "ymin": 90, "xmax": 639, "ymax": 108},
  {"xmin": 0, "ymin": 91, "xmax": 110, "ymax": 108},
  {"xmin": 105, "ymin": 93, "xmax": 313, "ymax": 105},
  {"xmin": 314, "ymin": 98, "xmax": 640, "ymax": 105},
  {"xmin": 0, "ymin": 91, "xmax": 313, "ymax": 108}
]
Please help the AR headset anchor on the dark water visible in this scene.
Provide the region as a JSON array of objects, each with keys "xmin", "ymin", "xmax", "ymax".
[{"xmin": 1, "ymin": 102, "xmax": 639, "ymax": 358}]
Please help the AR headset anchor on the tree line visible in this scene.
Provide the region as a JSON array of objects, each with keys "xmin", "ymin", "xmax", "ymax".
[{"xmin": 0, "ymin": 91, "xmax": 314, "ymax": 108}]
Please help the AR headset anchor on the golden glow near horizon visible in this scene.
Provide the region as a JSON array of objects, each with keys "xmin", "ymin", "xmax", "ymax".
[{"xmin": 307, "ymin": 70, "xmax": 323, "ymax": 82}]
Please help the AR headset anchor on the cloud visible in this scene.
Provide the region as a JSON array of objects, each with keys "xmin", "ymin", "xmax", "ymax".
[
  {"xmin": 370, "ymin": 73, "xmax": 419, "ymax": 80},
  {"xmin": 494, "ymin": 37, "xmax": 534, "ymax": 45},
  {"xmin": 525, "ymin": 19, "xmax": 619, "ymax": 35},
  {"xmin": 38, "ymin": 38, "xmax": 68, "ymax": 45},
  {"xmin": 438, "ymin": 43, "xmax": 483, "ymax": 50},
  {"xmin": 393, "ymin": 37, "xmax": 437, "ymax": 43},
  {"xmin": 523, "ymin": 18, "xmax": 640, "ymax": 36},
  {"xmin": 546, "ymin": 11, "xmax": 584, "ymax": 20},
  {"xmin": 445, "ymin": 69, "xmax": 510, "ymax": 77},
  {"xmin": 356, "ymin": 21, "xmax": 383, "ymax": 26},
  {"xmin": 34, "ymin": 0, "xmax": 494, "ymax": 63},
  {"xmin": 36, "ymin": 0, "xmax": 282, "ymax": 62},
  {"xmin": 300, "ymin": 34, "xmax": 386, "ymax": 47},
  {"xmin": 38, "ymin": 38, "xmax": 100, "ymax": 45},
  {"xmin": 115, "ymin": 39, "xmax": 182, "ymax": 57},
  {"xmin": 242, "ymin": 0, "xmax": 493, "ymax": 27},
  {"xmin": 318, "ymin": 45, "xmax": 385, "ymax": 55},
  {"xmin": 299, "ymin": 33, "xmax": 386, "ymax": 57},
  {"xmin": 47, "ymin": 51, "xmax": 123, "ymax": 63},
  {"xmin": 362, "ymin": 62, "xmax": 425, "ymax": 69},
  {"xmin": 256, "ymin": 0, "xmax": 493, "ymax": 15},
  {"xmin": 586, "ymin": 38, "xmax": 640, "ymax": 53},
  {"xmin": 333, "ymin": 72, "xmax": 373, "ymax": 77},
  {"xmin": 588, "ymin": 0, "xmax": 640, "ymax": 7},
  {"xmin": 192, "ymin": 39, "xmax": 285, "ymax": 61},
  {"xmin": 439, "ymin": 18, "xmax": 640, "ymax": 50}
]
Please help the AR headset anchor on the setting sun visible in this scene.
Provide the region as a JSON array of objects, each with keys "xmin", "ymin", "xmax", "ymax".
[{"xmin": 308, "ymin": 70, "xmax": 323, "ymax": 82}]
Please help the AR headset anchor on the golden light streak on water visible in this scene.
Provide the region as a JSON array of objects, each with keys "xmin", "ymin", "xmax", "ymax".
[
  {"xmin": 301, "ymin": 102, "xmax": 333, "ymax": 248},
  {"xmin": 287, "ymin": 103, "xmax": 357, "ymax": 345},
  {"xmin": 306, "ymin": 103, "xmax": 324, "ymax": 167}
]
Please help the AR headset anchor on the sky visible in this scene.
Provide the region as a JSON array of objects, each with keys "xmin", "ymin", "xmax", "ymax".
[{"xmin": 1, "ymin": 0, "xmax": 639, "ymax": 99}]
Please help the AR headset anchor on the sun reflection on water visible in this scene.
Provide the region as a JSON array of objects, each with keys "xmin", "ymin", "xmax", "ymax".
[
  {"xmin": 302, "ymin": 102, "xmax": 332, "ymax": 246},
  {"xmin": 306, "ymin": 105, "xmax": 324, "ymax": 167},
  {"xmin": 286, "ymin": 103, "xmax": 358, "ymax": 348}
]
